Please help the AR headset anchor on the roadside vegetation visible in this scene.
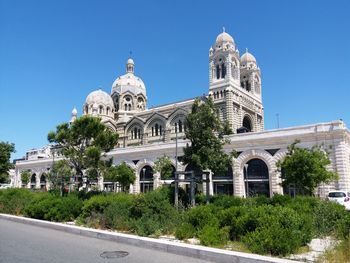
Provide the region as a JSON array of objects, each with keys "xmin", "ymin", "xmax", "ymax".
[{"xmin": 1, "ymin": 187, "xmax": 349, "ymax": 258}]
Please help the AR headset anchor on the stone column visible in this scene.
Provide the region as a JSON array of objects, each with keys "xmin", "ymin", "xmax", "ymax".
[
  {"xmin": 98, "ymin": 176, "xmax": 104, "ymax": 191},
  {"xmin": 153, "ymin": 172, "xmax": 161, "ymax": 189},
  {"xmin": 225, "ymin": 89, "xmax": 234, "ymax": 130},
  {"xmin": 233, "ymin": 167, "xmax": 244, "ymax": 197},
  {"xmin": 333, "ymin": 139, "xmax": 350, "ymax": 191},
  {"xmin": 134, "ymin": 170, "xmax": 140, "ymax": 194},
  {"xmin": 35, "ymin": 174, "xmax": 40, "ymax": 189}
]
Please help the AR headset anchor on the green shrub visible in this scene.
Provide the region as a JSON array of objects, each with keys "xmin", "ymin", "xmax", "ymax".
[
  {"xmin": 211, "ymin": 195, "xmax": 243, "ymax": 208},
  {"xmin": 175, "ymin": 223, "xmax": 196, "ymax": 240},
  {"xmin": 103, "ymin": 194, "xmax": 134, "ymax": 230},
  {"xmin": 0, "ymin": 188, "xmax": 34, "ymax": 215},
  {"xmin": 312, "ymin": 200, "xmax": 347, "ymax": 236},
  {"xmin": 80, "ymin": 193, "xmax": 115, "ymax": 218},
  {"xmin": 198, "ymin": 225, "xmax": 229, "ymax": 247},
  {"xmin": 336, "ymin": 213, "xmax": 350, "ymax": 240},
  {"xmin": 218, "ymin": 206, "xmax": 256, "ymax": 240},
  {"xmin": 130, "ymin": 187, "xmax": 180, "ymax": 236},
  {"xmin": 186, "ymin": 205, "xmax": 219, "ymax": 231},
  {"xmin": 25, "ymin": 193, "xmax": 83, "ymax": 222},
  {"xmin": 243, "ymin": 223, "xmax": 300, "ymax": 256},
  {"xmin": 241, "ymin": 206, "xmax": 312, "ymax": 256}
]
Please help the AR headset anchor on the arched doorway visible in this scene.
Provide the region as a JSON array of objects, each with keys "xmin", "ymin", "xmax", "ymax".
[
  {"xmin": 213, "ymin": 165, "xmax": 233, "ymax": 195},
  {"xmin": 139, "ymin": 165, "xmax": 153, "ymax": 193},
  {"xmin": 40, "ymin": 174, "xmax": 47, "ymax": 190},
  {"xmin": 30, "ymin": 174, "xmax": 36, "ymax": 189},
  {"xmin": 244, "ymin": 158, "xmax": 270, "ymax": 197},
  {"xmin": 243, "ymin": 116, "xmax": 252, "ymax": 132}
]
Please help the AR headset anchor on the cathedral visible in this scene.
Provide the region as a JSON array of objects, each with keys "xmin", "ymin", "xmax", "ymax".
[{"xmin": 14, "ymin": 31, "xmax": 350, "ymax": 198}]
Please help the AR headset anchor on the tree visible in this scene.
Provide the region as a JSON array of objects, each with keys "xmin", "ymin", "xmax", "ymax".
[
  {"xmin": 48, "ymin": 160, "xmax": 74, "ymax": 193},
  {"xmin": 0, "ymin": 142, "xmax": 15, "ymax": 183},
  {"xmin": 276, "ymin": 141, "xmax": 338, "ymax": 196},
  {"xmin": 183, "ymin": 97, "xmax": 234, "ymax": 175},
  {"xmin": 47, "ymin": 116, "xmax": 119, "ymax": 186},
  {"xmin": 154, "ymin": 155, "xmax": 174, "ymax": 179},
  {"xmin": 20, "ymin": 170, "xmax": 30, "ymax": 186},
  {"xmin": 104, "ymin": 162, "xmax": 136, "ymax": 192}
]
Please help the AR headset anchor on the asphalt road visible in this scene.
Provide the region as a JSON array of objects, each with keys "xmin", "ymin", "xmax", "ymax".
[{"xmin": 0, "ymin": 219, "xmax": 213, "ymax": 263}]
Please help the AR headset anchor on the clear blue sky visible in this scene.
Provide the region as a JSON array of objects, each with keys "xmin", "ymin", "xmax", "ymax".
[{"xmin": 1, "ymin": 0, "xmax": 350, "ymax": 160}]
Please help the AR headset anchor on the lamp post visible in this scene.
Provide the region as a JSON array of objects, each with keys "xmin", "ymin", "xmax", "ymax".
[
  {"xmin": 142, "ymin": 167, "xmax": 146, "ymax": 193},
  {"xmin": 174, "ymin": 123, "xmax": 178, "ymax": 208},
  {"xmin": 244, "ymin": 164, "xmax": 249, "ymax": 198}
]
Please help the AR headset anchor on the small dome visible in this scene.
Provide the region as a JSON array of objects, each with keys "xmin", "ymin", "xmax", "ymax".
[
  {"xmin": 71, "ymin": 107, "xmax": 77, "ymax": 116},
  {"xmin": 85, "ymin": 89, "xmax": 114, "ymax": 108},
  {"xmin": 127, "ymin": 58, "xmax": 134, "ymax": 65},
  {"xmin": 112, "ymin": 58, "xmax": 147, "ymax": 97},
  {"xmin": 241, "ymin": 51, "xmax": 256, "ymax": 65},
  {"xmin": 216, "ymin": 32, "xmax": 234, "ymax": 44}
]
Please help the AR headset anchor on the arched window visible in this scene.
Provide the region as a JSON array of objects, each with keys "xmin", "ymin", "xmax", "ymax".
[
  {"xmin": 243, "ymin": 116, "xmax": 252, "ymax": 132},
  {"xmin": 140, "ymin": 165, "xmax": 154, "ymax": 193},
  {"xmin": 124, "ymin": 104, "xmax": 127, "ymax": 111},
  {"xmin": 106, "ymin": 107, "xmax": 110, "ymax": 115},
  {"xmin": 99, "ymin": 106, "xmax": 104, "ymax": 114},
  {"xmin": 178, "ymin": 120, "xmax": 183, "ymax": 133},
  {"xmin": 221, "ymin": 63, "xmax": 226, "ymax": 78},
  {"xmin": 246, "ymin": 81, "xmax": 251, "ymax": 92},
  {"xmin": 216, "ymin": 65, "xmax": 220, "ymax": 79},
  {"xmin": 30, "ymin": 174, "xmax": 36, "ymax": 189},
  {"xmin": 244, "ymin": 159, "xmax": 270, "ymax": 197},
  {"xmin": 85, "ymin": 105, "xmax": 89, "ymax": 114},
  {"xmin": 155, "ymin": 123, "xmax": 159, "ymax": 136}
]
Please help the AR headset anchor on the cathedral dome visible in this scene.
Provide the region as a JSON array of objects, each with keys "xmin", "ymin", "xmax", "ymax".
[
  {"xmin": 111, "ymin": 58, "xmax": 146, "ymax": 97},
  {"xmin": 85, "ymin": 89, "xmax": 114, "ymax": 108},
  {"xmin": 241, "ymin": 51, "xmax": 258, "ymax": 68},
  {"xmin": 216, "ymin": 31, "xmax": 234, "ymax": 44}
]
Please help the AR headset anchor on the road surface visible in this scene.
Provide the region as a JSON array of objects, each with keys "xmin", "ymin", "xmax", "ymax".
[{"xmin": 0, "ymin": 219, "xmax": 214, "ymax": 263}]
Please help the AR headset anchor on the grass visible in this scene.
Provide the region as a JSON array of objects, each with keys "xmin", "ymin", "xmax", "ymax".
[
  {"xmin": 224, "ymin": 241, "xmax": 251, "ymax": 253},
  {"xmin": 316, "ymin": 239, "xmax": 350, "ymax": 263}
]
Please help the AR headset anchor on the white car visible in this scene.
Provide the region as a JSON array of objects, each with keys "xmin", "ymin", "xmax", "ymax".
[{"xmin": 327, "ymin": 191, "xmax": 350, "ymax": 211}]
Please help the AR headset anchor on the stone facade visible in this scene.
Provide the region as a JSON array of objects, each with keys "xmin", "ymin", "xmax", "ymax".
[{"xmin": 14, "ymin": 30, "xmax": 350, "ymax": 197}]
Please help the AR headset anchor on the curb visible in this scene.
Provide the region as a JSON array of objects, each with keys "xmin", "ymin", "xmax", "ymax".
[{"xmin": 0, "ymin": 213, "xmax": 300, "ymax": 263}]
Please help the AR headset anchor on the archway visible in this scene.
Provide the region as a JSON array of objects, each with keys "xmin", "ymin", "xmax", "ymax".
[
  {"xmin": 30, "ymin": 174, "xmax": 36, "ymax": 189},
  {"xmin": 40, "ymin": 174, "xmax": 47, "ymax": 190},
  {"xmin": 139, "ymin": 165, "xmax": 153, "ymax": 193},
  {"xmin": 244, "ymin": 158, "xmax": 270, "ymax": 197},
  {"xmin": 243, "ymin": 116, "xmax": 252, "ymax": 132}
]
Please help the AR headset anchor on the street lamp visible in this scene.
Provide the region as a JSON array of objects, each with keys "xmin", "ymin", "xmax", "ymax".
[
  {"xmin": 142, "ymin": 167, "xmax": 146, "ymax": 193},
  {"xmin": 174, "ymin": 123, "xmax": 178, "ymax": 208},
  {"xmin": 244, "ymin": 164, "xmax": 249, "ymax": 198}
]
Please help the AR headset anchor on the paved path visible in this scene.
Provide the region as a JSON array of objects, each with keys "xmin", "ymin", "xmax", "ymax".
[{"xmin": 0, "ymin": 219, "xmax": 213, "ymax": 263}]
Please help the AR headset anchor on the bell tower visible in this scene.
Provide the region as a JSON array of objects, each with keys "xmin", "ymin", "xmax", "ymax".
[{"xmin": 209, "ymin": 29, "xmax": 264, "ymax": 133}]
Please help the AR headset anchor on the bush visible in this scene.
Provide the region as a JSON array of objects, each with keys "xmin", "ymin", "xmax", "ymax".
[
  {"xmin": 80, "ymin": 193, "xmax": 115, "ymax": 218},
  {"xmin": 241, "ymin": 206, "xmax": 312, "ymax": 256},
  {"xmin": 336, "ymin": 213, "xmax": 350, "ymax": 240},
  {"xmin": 103, "ymin": 194, "xmax": 134, "ymax": 230},
  {"xmin": 24, "ymin": 193, "xmax": 83, "ymax": 222},
  {"xmin": 211, "ymin": 195, "xmax": 243, "ymax": 208},
  {"xmin": 186, "ymin": 205, "xmax": 219, "ymax": 231},
  {"xmin": 199, "ymin": 225, "xmax": 229, "ymax": 247},
  {"xmin": 0, "ymin": 188, "xmax": 34, "ymax": 215},
  {"xmin": 312, "ymin": 200, "xmax": 347, "ymax": 236},
  {"xmin": 175, "ymin": 223, "xmax": 196, "ymax": 240},
  {"xmin": 130, "ymin": 187, "xmax": 180, "ymax": 236}
]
